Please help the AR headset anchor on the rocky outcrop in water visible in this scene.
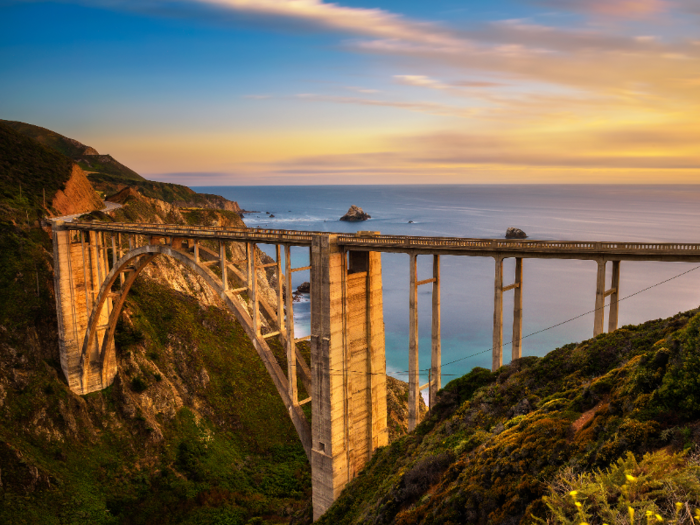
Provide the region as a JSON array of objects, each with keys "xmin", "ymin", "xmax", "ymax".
[
  {"xmin": 505, "ymin": 227, "xmax": 528, "ymax": 239},
  {"xmin": 340, "ymin": 205, "xmax": 371, "ymax": 222}
]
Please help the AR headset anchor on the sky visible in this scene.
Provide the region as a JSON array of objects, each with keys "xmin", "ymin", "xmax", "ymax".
[{"xmin": 1, "ymin": 0, "xmax": 699, "ymax": 185}]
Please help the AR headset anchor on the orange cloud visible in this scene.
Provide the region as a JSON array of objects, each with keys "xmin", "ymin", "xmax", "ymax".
[{"xmin": 528, "ymin": 0, "xmax": 671, "ymax": 17}]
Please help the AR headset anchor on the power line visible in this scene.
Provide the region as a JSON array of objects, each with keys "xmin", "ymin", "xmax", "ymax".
[{"xmin": 315, "ymin": 262, "xmax": 700, "ymax": 378}]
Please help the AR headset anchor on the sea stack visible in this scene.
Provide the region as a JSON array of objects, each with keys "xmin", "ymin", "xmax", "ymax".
[
  {"xmin": 340, "ymin": 205, "xmax": 371, "ymax": 222},
  {"xmin": 505, "ymin": 227, "xmax": 528, "ymax": 239}
]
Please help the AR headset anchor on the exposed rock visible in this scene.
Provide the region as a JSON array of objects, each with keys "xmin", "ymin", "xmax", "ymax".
[
  {"xmin": 269, "ymin": 214, "xmax": 275, "ymax": 218},
  {"xmin": 106, "ymin": 186, "xmax": 143, "ymax": 205},
  {"xmin": 297, "ymin": 282, "xmax": 310, "ymax": 293},
  {"xmin": 50, "ymin": 164, "xmax": 105, "ymax": 216},
  {"xmin": 408, "ymin": 220, "xmax": 414, "ymax": 224},
  {"xmin": 505, "ymin": 227, "xmax": 528, "ymax": 239},
  {"xmin": 340, "ymin": 205, "xmax": 371, "ymax": 222},
  {"xmin": 386, "ymin": 376, "xmax": 428, "ymax": 442}
]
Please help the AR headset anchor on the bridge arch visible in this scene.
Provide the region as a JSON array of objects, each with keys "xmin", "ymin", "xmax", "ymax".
[{"xmin": 80, "ymin": 242, "xmax": 312, "ymax": 457}]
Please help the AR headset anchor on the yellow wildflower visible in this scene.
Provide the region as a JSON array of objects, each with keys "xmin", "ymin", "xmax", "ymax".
[
  {"xmin": 655, "ymin": 515, "xmax": 663, "ymax": 522},
  {"xmin": 629, "ymin": 507, "xmax": 635, "ymax": 523},
  {"xmin": 569, "ymin": 490, "xmax": 578, "ymax": 497},
  {"xmin": 575, "ymin": 501, "xmax": 582, "ymax": 508},
  {"xmin": 626, "ymin": 474, "xmax": 637, "ymax": 482}
]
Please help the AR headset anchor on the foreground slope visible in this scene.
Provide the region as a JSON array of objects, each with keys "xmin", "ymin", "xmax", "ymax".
[{"xmin": 316, "ymin": 310, "xmax": 700, "ymax": 524}]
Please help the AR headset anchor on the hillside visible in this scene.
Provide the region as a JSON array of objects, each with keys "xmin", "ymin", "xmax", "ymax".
[
  {"xmin": 0, "ymin": 121, "xmax": 104, "ymax": 223},
  {"xmin": 313, "ymin": 310, "xmax": 700, "ymax": 524},
  {"xmin": 4, "ymin": 120, "xmax": 240, "ymax": 212}
]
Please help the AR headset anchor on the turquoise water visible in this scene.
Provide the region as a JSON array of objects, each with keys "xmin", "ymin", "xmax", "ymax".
[{"xmin": 193, "ymin": 185, "xmax": 700, "ymax": 385}]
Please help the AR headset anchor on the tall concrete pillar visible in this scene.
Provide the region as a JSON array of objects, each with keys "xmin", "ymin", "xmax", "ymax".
[
  {"xmin": 220, "ymin": 241, "xmax": 228, "ymax": 291},
  {"xmin": 512, "ymin": 258, "xmax": 523, "ymax": 360},
  {"xmin": 430, "ymin": 254, "xmax": 441, "ymax": 408},
  {"xmin": 53, "ymin": 224, "xmax": 115, "ymax": 395},
  {"xmin": 493, "ymin": 256, "xmax": 504, "ymax": 371},
  {"xmin": 310, "ymin": 235, "xmax": 387, "ymax": 520},
  {"xmin": 408, "ymin": 252, "xmax": 419, "ymax": 431},
  {"xmin": 284, "ymin": 245, "xmax": 298, "ymax": 405},
  {"xmin": 608, "ymin": 261, "xmax": 620, "ymax": 332},
  {"xmin": 594, "ymin": 259, "xmax": 606, "ymax": 336}
]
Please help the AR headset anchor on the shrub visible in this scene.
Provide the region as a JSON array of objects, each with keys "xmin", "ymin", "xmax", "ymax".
[
  {"xmin": 131, "ymin": 376, "xmax": 148, "ymax": 393},
  {"xmin": 536, "ymin": 449, "xmax": 700, "ymax": 524},
  {"xmin": 401, "ymin": 452, "xmax": 454, "ymax": 502}
]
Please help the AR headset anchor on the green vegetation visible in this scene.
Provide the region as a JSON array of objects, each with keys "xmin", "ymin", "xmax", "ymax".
[
  {"xmin": 1, "ymin": 119, "xmax": 98, "ymax": 159},
  {"xmin": 538, "ymin": 449, "xmax": 700, "ymax": 523},
  {"xmin": 315, "ymin": 310, "xmax": 700, "ymax": 525},
  {"xmin": 0, "ymin": 121, "xmax": 75, "ymax": 221}
]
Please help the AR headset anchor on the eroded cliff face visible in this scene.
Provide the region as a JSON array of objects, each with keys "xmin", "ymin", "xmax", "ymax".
[{"xmin": 50, "ymin": 164, "xmax": 104, "ymax": 217}]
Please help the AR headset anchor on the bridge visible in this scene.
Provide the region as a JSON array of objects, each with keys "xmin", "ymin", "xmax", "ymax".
[{"xmin": 51, "ymin": 221, "xmax": 700, "ymax": 519}]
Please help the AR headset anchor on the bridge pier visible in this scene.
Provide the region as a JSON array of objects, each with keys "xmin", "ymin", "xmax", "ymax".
[
  {"xmin": 594, "ymin": 259, "xmax": 621, "ymax": 336},
  {"xmin": 53, "ymin": 222, "xmax": 115, "ymax": 394},
  {"xmin": 310, "ymin": 234, "xmax": 388, "ymax": 520},
  {"xmin": 492, "ymin": 256, "xmax": 523, "ymax": 371},
  {"xmin": 407, "ymin": 253, "xmax": 442, "ymax": 431}
]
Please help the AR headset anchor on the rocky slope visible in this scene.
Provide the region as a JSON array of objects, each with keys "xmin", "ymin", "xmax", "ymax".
[
  {"xmin": 50, "ymin": 164, "xmax": 105, "ymax": 216},
  {"xmin": 314, "ymin": 310, "xmax": 700, "ymax": 525},
  {"xmin": 0, "ymin": 121, "xmax": 104, "ymax": 221}
]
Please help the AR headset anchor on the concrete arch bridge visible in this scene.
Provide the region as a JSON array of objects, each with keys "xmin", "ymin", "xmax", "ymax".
[{"xmin": 52, "ymin": 221, "xmax": 700, "ymax": 519}]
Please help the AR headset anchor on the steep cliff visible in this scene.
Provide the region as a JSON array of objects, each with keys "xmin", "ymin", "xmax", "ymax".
[{"xmin": 50, "ymin": 164, "xmax": 105, "ymax": 217}]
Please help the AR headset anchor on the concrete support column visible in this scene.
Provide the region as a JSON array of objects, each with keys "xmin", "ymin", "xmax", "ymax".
[
  {"xmin": 430, "ymin": 254, "xmax": 441, "ymax": 408},
  {"xmin": 608, "ymin": 261, "xmax": 620, "ymax": 333},
  {"xmin": 493, "ymin": 256, "xmax": 504, "ymax": 371},
  {"xmin": 193, "ymin": 238, "xmax": 199, "ymax": 263},
  {"xmin": 80, "ymin": 232, "xmax": 91, "ymax": 312},
  {"xmin": 284, "ymin": 245, "xmax": 297, "ymax": 405},
  {"xmin": 512, "ymin": 257, "xmax": 523, "ymax": 361},
  {"xmin": 408, "ymin": 252, "xmax": 420, "ymax": 431},
  {"xmin": 117, "ymin": 234, "xmax": 125, "ymax": 287},
  {"xmin": 594, "ymin": 259, "xmax": 606, "ymax": 336},
  {"xmin": 220, "ymin": 240, "xmax": 227, "ymax": 291},
  {"xmin": 54, "ymin": 224, "xmax": 115, "ymax": 395},
  {"xmin": 310, "ymin": 235, "xmax": 387, "ymax": 520},
  {"xmin": 249, "ymin": 242, "xmax": 259, "ymax": 335}
]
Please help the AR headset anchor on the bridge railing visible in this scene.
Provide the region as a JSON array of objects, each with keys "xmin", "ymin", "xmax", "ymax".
[
  {"xmin": 67, "ymin": 221, "xmax": 318, "ymax": 245},
  {"xmin": 63, "ymin": 221, "xmax": 700, "ymax": 255},
  {"xmin": 337, "ymin": 234, "xmax": 700, "ymax": 254}
]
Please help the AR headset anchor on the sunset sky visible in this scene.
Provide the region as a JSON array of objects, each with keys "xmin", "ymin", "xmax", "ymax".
[{"xmin": 1, "ymin": 0, "xmax": 699, "ymax": 185}]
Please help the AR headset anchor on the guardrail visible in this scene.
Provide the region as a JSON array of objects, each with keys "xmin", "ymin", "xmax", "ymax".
[
  {"xmin": 66, "ymin": 221, "xmax": 317, "ymax": 245},
  {"xmin": 62, "ymin": 221, "xmax": 700, "ymax": 256},
  {"xmin": 337, "ymin": 234, "xmax": 700, "ymax": 254}
]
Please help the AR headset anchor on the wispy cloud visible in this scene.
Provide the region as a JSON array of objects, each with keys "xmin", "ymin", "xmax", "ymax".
[
  {"xmin": 294, "ymin": 93, "xmax": 476, "ymax": 118},
  {"xmin": 524, "ymin": 0, "xmax": 671, "ymax": 18}
]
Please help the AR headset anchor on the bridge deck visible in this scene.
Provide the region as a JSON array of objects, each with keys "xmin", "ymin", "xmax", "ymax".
[{"xmin": 63, "ymin": 221, "xmax": 700, "ymax": 262}]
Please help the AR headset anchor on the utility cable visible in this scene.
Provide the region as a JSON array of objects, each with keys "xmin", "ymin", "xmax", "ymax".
[{"xmin": 314, "ymin": 262, "xmax": 700, "ymax": 378}]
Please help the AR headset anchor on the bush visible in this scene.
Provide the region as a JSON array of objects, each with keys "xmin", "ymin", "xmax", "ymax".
[
  {"xmin": 536, "ymin": 449, "xmax": 700, "ymax": 524},
  {"xmin": 401, "ymin": 452, "xmax": 454, "ymax": 502},
  {"xmin": 131, "ymin": 376, "xmax": 148, "ymax": 393}
]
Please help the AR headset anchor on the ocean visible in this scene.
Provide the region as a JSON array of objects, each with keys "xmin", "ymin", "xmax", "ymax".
[{"xmin": 193, "ymin": 185, "xmax": 700, "ymax": 387}]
